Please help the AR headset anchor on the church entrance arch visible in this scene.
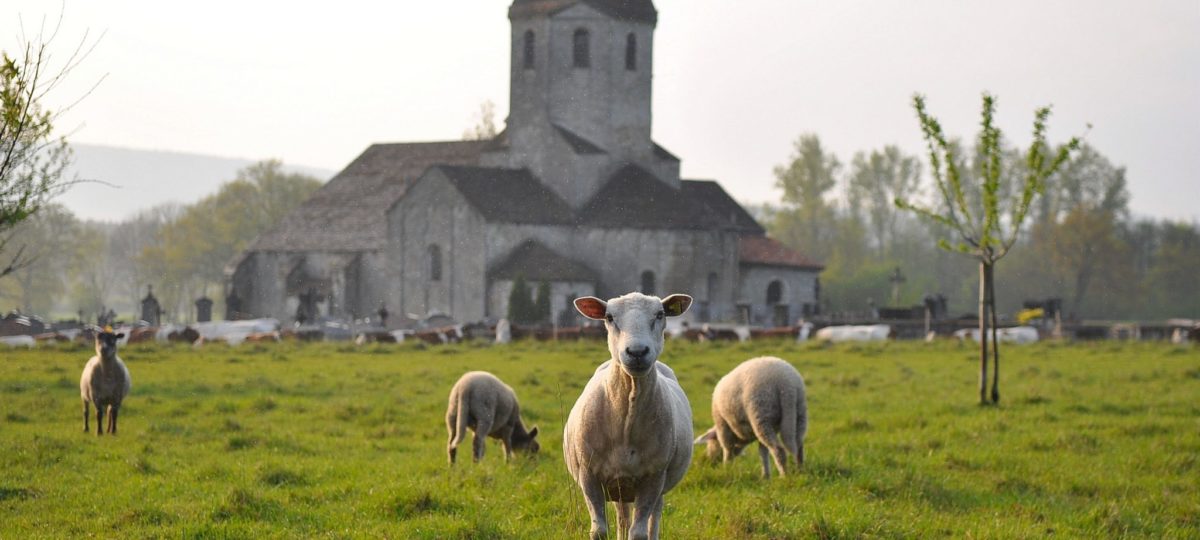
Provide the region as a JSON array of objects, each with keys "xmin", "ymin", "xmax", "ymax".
[
  {"xmin": 286, "ymin": 261, "xmax": 331, "ymax": 325},
  {"xmin": 767, "ymin": 279, "xmax": 789, "ymax": 327}
]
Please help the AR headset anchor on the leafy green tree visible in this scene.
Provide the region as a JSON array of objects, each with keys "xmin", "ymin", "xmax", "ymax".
[
  {"xmin": 896, "ymin": 93, "xmax": 1080, "ymax": 404},
  {"xmin": 0, "ymin": 204, "xmax": 82, "ymax": 313},
  {"xmin": 849, "ymin": 146, "xmax": 922, "ymax": 258},
  {"xmin": 1, "ymin": 31, "xmax": 91, "ymax": 278},
  {"xmin": 772, "ymin": 134, "xmax": 840, "ymax": 261},
  {"xmin": 1020, "ymin": 145, "xmax": 1131, "ymax": 316},
  {"xmin": 1143, "ymin": 222, "xmax": 1200, "ymax": 318},
  {"xmin": 144, "ymin": 161, "xmax": 320, "ymax": 320}
]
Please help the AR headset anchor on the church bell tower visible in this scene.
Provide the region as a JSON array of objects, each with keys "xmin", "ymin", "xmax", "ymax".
[{"xmin": 483, "ymin": 0, "xmax": 679, "ymax": 208}]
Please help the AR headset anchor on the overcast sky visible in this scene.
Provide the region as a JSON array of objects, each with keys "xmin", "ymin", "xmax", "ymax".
[{"xmin": 6, "ymin": 0, "xmax": 1199, "ymax": 222}]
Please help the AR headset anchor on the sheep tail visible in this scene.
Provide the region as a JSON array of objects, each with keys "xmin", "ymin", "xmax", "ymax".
[
  {"xmin": 452, "ymin": 388, "xmax": 471, "ymax": 447},
  {"xmin": 779, "ymin": 384, "xmax": 798, "ymax": 451}
]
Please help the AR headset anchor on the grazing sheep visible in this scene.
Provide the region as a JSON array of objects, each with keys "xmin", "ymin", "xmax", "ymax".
[
  {"xmin": 694, "ymin": 356, "xmax": 807, "ymax": 478},
  {"xmin": 445, "ymin": 371, "xmax": 539, "ymax": 464},
  {"xmin": 79, "ymin": 329, "xmax": 132, "ymax": 436},
  {"xmin": 564, "ymin": 292, "xmax": 693, "ymax": 540}
]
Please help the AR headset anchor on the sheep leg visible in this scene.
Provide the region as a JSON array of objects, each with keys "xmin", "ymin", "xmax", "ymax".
[
  {"xmin": 795, "ymin": 411, "xmax": 807, "ymax": 468},
  {"xmin": 714, "ymin": 421, "xmax": 737, "ymax": 465},
  {"xmin": 758, "ymin": 443, "xmax": 772, "ymax": 479},
  {"xmin": 629, "ymin": 474, "xmax": 666, "ymax": 540},
  {"xmin": 499, "ymin": 426, "xmax": 514, "ymax": 463},
  {"xmin": 580, "ymin": 476, "xmax": 609, "ymax": 540},
  {"xmin": 95, "ymin": 406, "xmax": 105, "ymax": 437},
  {"xmin": 109, "ymin": 405, "xmax": 119, "ymax": 435},
  {"xmin": 752, "ymin": 423, "xmax": 788, "ymax": 477},
  {"xmin": 446, "ymin": 411, "xmax": 458, "ymax": 465},
  {"xmin": 648, "ymin": 496, "xmax": 664, "ymax": 540},
  {"xmin": 82, "ymin": 400, "xmax": 89, "ymax": 433},
  {"xmin": 616, "ymin": 502, "xmax": 631, "ymax": 540},
  {"xmin": 473, "ymin": 417, "xmax": 492, "ymax": 463}
]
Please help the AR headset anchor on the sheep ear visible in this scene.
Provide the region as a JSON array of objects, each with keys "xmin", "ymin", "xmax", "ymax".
[
  {"xmin": 693, "ymin": 428, "xmax": 716, "ymax": 445},
  {"xmin": 662, "ymin": 294, "xmax": 692, "ymax": 317},
  {"xmin": 574, "ymin": 297, "xmax": 607, "ymax": 320},
  {"xmin": 116, "ymin": 333, "xmax": 125, "ymax": 339},
  {"xmin": 529, "ymin": 426, "xmax": 538, "ymax": 438}
]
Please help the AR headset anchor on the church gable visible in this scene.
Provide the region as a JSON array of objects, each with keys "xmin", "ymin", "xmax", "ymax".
[
  {"xmin": 249, "ymin": 140, "xmax": 487, "ymax": 253},
  {"xmin": 552, "ymin": 167, "xmax": 770, "ymax": 235},
  {"xmin": 431, "ymin": 165, "xmax": 576, "ymax": 225},
  {"xmin": 489, "ymin": 239, "xmax": 598, "ymax": 283}
]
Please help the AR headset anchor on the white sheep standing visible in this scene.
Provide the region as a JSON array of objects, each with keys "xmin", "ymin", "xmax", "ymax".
[
  {"xmin": 564, "ymin": 292, "xmax": 693, "ymax": 540},
  {"xmin": 694, "ymin": 356, "xmax": 807, "ymax": 478},
  {"xmin": 80, "ymin": 328, "xmax": 132, "ymax": 436},
  {"xmin": 445, "ymin": 371, "xmax": 539, "ymax": 464}
]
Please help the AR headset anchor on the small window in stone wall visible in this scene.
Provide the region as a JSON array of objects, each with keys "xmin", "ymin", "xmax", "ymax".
[
  {"xmin": 573, "ymin": 28, "xmax": 590, "ymax": 68},
  {"xmin": 625, "ymin": 33, "xmax": 637, "ymax": 71},
  {"xmin": 640, "ymin": 271, "xmax": 655, "ymax": 295},
  {"xmin": 429, "ymin": 245, "xmax": 442, "ymax": 281},
  {"xmin": 523, "ymin": 30, "xmax": 535, "ymax": 70},
  {"xmin": 766, "ymin": 280, "xmax": 783, "ymax": 305}
]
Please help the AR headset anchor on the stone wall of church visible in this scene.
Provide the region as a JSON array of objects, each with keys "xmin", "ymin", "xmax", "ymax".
[
  {"xmin": 389, "ymin": 170, "xmax": 489, "ymax": 323},
  {"xmin": 737, "ymin": 265, "xmax": 820, "ymax": 327},
  {"xmin": 488, "ymin": 279, "xmax": 596, "ymax": 325},
  {"xmin": 230, "ymin": 250, "xmax": 366, "ymax": 323},
  {"xmin": 483, "ymin": 223, "xmax": 744, "ymax": 322}
]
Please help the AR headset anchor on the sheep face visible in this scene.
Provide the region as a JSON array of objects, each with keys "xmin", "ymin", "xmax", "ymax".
[
  {"xmin": 575, "ymin": 292, "xmax": 692, "ymax": 377},
  {"xmin": 94, "ymin": 331, "xmax": 124, "ymax": 360},
  {"xmin": 695, "ymin": 428, "xmax": 748, "ymax": 461},
  {"xmin": 512, "ymin": 426, "xmax": 540, "ymax": 455}
]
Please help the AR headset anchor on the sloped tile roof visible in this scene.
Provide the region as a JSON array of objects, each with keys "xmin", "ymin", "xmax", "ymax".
[
  {"xmin": 738, "ymin": 235, "xmax": 824, "ymax": 270},
  {"xmin": 681, "ymin": 180, "xmax": 765, "ymax": 234},
  {"xmin": 554, "ymin": 124, "xmax": 606, "ymax": 155},
  {"xmin": 510, "ymin": 0, "xmax": 657, "ymax": 24},
  {"xmin": 488, "ymin": 239, "xmax": 599, "ymax": 282},
  {"xmin": 435, "ymin": 166, "xmax": 577, "ymax": 225},
  {"xmin": 249, "ymin": 141, "xmax": 488, "ymax": 252},
  {"xmin": 576, "ymin": 166, "xmax": 765, "ymax": 232}
]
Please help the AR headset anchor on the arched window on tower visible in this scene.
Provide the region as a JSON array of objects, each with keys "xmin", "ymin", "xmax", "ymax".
[
  {"xmin": 573, "ymin": 28, "xmax": 590, "ymax": 68},
  {"xmin": 640, "ymin": 271, "xmax": 656, "ymax": 295},
  {"xmin": 428, "ymin": 245, "xmax": 442, "ymax": 282},
  {"xmin": 523, "ymin": 30, "xmax": 535, "ymax": 70},
  {"xmin": 625, "ymin": 33, "xmax": 637, "ymax": 71}
]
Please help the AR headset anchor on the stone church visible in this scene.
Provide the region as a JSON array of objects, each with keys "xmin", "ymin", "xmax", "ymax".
[{"xmin": 229, "ymin": 0, "xmax": 823, "ymax": 328}]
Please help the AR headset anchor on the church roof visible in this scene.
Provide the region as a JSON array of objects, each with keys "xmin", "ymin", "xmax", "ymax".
[
  {"xmin": 510, "ymin": 0, "xmax": 657, "ymax": 24},
  {"xmin": 434, "ymin": 166, "xmax": 577, "ymax": 225},
  {"xmin": 680, "ymin": 180, "xmax": 765, "ymax": 234},
  {"xmin": 577, "ymin": 165, "xmax": 764, "ymax": 232},
  {"xmin": 738, "ymin": 235, "xmax": 824, "ymax": 270},
  {"xmin": 249, "ymin": 141, "xmax": 487, "ymax": 252},
  {"xmin": 555, "ymin": 124, "xmax": 606, "ymax": 155},
  {"xmin": 489, "ymin": 239, "xmax": 599, "ymax": 283}
]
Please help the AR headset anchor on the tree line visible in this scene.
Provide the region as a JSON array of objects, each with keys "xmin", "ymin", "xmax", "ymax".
[
  {"xmin": 0, "ymin": 160, "xmax": 321, "ymax": 322},
  {"xmin": 762, "ymin": 133, "xmax": 1199, "ymax": 322}
]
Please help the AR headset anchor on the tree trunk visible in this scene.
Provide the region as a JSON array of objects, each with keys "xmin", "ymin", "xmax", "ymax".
[
  {"xmin": 987, "ymin": 262, "xmax": 1000, "ymax": 404},
  {"xmin": 978, "ymin": 260, "xmax": 989, "ymax": 405}
]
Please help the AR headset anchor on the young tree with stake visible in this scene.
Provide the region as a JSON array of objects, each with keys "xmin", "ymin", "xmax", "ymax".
[{"xmin": 896, "ymin": 93, "xmax": 1080, "ymax": 404}]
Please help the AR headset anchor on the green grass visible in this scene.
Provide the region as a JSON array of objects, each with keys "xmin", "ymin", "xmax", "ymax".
[{"xmin": 1, "ymin": 339, "xmax": 1197, "ymax": 538}]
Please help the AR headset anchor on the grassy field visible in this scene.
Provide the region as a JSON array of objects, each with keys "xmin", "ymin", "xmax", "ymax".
[{"xmin": 1, "ymin": 338, "xmax": 1197, "ymax": 539}]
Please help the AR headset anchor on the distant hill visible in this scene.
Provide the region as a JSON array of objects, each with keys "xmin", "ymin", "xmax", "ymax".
[{"xmin": 54, "ymin": 144, "xmax": 334, "ymax": 222}]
